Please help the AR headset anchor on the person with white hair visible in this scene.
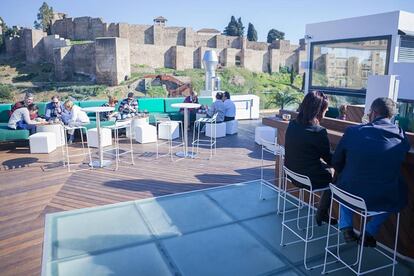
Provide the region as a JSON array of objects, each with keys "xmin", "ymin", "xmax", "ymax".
[
  {"xmin": 62, "ymin": 100, "xmax": 90, "ymax": 143},
  {"xmin": 9, "ymin": 91, "xmax": 37, "ymax": 120}
]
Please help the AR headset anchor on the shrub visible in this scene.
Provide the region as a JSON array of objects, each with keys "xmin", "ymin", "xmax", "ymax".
[
  {"xmin": 0, "ymin": 84, "xmax": 15, "ymax": 103},
  {"xmin": 12, "ymin": 73, "xmax": 38, "ymax": 82}
]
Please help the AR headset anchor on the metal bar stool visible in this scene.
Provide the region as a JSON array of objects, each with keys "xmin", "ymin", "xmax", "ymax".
[
  {"xmin": 322, "ymin": 184, "xmax": 400, "ymax": 276},
  {"xmin": 62, "ymin": 124, "xmax": 92, "ymax": 172},
  {"xmin": 258, "ymin": 138, "xmax": 285, "ymax": 214},
  {"xmin": 280, "ymin": 166, "xmax": 338, "ymax": 270},
  {"xmin": 103, "ymin": 121, "xmax": 135, "ymax": 170},
  {"xmin": 155, "ymin": 115, "xmax": 184, "ymax": 161},
  {"xmin": 191, "ymin": 113, "xmax": 218, "ymax": 159}
]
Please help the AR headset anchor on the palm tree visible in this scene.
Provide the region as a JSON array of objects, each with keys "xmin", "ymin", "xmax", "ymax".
[{"xmin": 273, "ymin": 89, "xmax": 303, "ymax": 110}]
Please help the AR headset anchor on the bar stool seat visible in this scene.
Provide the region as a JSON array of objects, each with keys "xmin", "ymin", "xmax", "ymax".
[
  {"xmin": 104, "ymin": 121, "xmax": 135, "ymax": 170},
  {"xmin": 192, "ymin": 113, "xmax": 218, "ymax": 159},
  {"xmin": 322, "ymin": 184, "xmax": 400, "ymax": 276},
  {"xmin": 280, "ymin": 166, "xmax": 338, "ymax": 270},
  {"xmin": 62, "ymin": 124, "xmax": 92, "ymax": 172},
  {"xmin": 155, "ymin": 115, "xmax": 184, "ymax": 161},
  {"xmin": 259, "ymin": 138, "xmax": 285, "ymax": 214}
]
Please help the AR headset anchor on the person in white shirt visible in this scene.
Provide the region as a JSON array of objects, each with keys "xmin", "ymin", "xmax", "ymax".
[
  {"xmin": 207, "ymin": 91, "xmax": 225, "ymax": 122},
  {"xmin": 8, "ymin": 104, "xmax": 40, "ymax": 134},
  {"xmin": 62, "ymin": 100, "xmax": 90, "ymax": 143},
  {"xmin": 223, "ymin": 91, "xmax": 236, "ymax": 121}
]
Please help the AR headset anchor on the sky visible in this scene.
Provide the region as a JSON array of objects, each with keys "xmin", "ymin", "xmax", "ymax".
[{"xmin": 1, "ymin": 0, "xmax": 414, "ymax": 43}]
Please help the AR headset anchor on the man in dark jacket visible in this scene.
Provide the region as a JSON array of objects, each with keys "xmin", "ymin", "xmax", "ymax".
[{"xmin": 332, "ymin": 97, "xmax": 410, "ymax": 247}]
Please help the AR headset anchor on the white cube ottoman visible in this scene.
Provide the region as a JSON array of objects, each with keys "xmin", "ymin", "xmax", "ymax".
[
  {"xmin": 135, "ymin": 124, "xmax": 157, "ymax": 144},
  {"xmin": 127, "ymin": 117, "xmax": 150, "ymax": 138},
  {"xmin": 158, "ymin": 121, "xmax": 180, "ymax": 140},
  {"xmin": 255, "ymin": 126, "xmax": 277, "ymax": 145},
  {"xmin": 29, "ymin": 132, "xmax": 57, "ymax": 153},
  {"xmin": 225, "ymin": 120, "xmax": 238, "ymax": 135},
  {"xmin": 206, "ymin": 122, "xmax": 226, "ymax": 138},
  {"xmin": 37, "ymin": 124, "xmax": 65, "ymax": 147},
  {"xmin": 87, "ymin": 128, "xmax": 112, "ymax": 148}
]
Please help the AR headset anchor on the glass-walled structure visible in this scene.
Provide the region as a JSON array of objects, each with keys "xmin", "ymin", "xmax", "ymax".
[{"xmin": 309, "ymin": 36, "xmax": 391, "ymax": 96}]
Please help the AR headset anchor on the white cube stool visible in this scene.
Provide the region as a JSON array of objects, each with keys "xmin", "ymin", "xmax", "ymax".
[
  {"xmin": 29, "ymin": 132, "xmax": 57, "ymax": 153},
  {"xmin": 158, "ymin": 121, "xmax": 180, "ymax": 140},
  {"xmin": 126, "ymin": 117, "xmax": 150, "ymax": 138},
  {"xmin": 87, "ymin": 128, "xmax": 112, "ymax": 148},
  {"xmin": 255, "ymin": 126, "xmax": 277, "ymax": 145},
  {"xmin": 135, "ymin": 124, "xmax": 157, "ymax": 144},
  {"xmin": 206, "ymin": 122, "xmax": 226, "ymax": 138},
  {"xmin": 225, "ymin": 120, "xmax": 238, "ymax": 135},
  {"xmin": 37, "ymin": 124, "xmax": 65, "ymax": 147}
]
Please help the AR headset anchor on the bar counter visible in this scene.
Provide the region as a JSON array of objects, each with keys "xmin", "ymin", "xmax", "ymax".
[{"xmin": 263, "ymin": 112, "xmax": 414, "ymax": 260}]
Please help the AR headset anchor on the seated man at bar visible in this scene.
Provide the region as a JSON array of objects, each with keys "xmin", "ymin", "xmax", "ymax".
[
  {"xmin": 8, "ymin": 103, "xmax": 40, "ymax": 134},
  {"xmin": 118, "ymin": 92, "xmax": 138, "ymax": 119},
  {"xmin": 333, "ymin": 98, "xmax": 410, "ymax": 247},
  {"xmin": 206, "ymin": 91, "xmax": 225, "ymax": 122},
  {"xmin": 45, "ymin": 95, "xmax": 63, "ymax": 122},
  {"xmin": 223, "ymin": 91, "xmax": 236, "ymax": 121},
  {"xmin": 285, "ymin": 91, "xmax": 336, "ymax": 225}
]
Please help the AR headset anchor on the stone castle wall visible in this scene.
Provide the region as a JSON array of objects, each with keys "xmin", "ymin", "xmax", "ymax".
[{"xmin": 5, "ymin": 15, "xmax": 306, "ymax": 85}]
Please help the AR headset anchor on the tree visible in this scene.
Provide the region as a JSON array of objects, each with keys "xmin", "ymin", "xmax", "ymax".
[
  {"xmin": 33, "ymin": 2, "xmax": 54, "ymax": 34},
  {"xmin": 5, "ymin": 26, "xmax": 19, "ymax": 37},
  {"xmin": 247, "ymin": 23, "xmax": 257, "ymax": 42},
  {"xmin": 267, "ymin": 29, "xmax": 285, "ymax": 43},
  {"xmin": 223, "ymin": 16, "xmax": 239, "ymax": 36},
  {"xmin": 236, "ymin": 17, "xmax": 244, "ymax": 37},
  {"xmin": 272, "ymin": 89, "xmax": 303, "ymax": 110},
  {"xmin": 0, "ymin": 17, "xmax": 6, "ymax": 52},
  {"xmin": 223, "ymin": 16, "xmax": 244, "ymax": 37},
  {"xmin": 290, "ymin": 65, "xmax": 295, "ymax": 85}
]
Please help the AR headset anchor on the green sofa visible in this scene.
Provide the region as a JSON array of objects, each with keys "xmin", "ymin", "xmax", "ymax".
[
  {"xmin": 0, "ymin": 104, "xmax": 30, "ymax": 141},
  {"xmin": 0, "ymin": 96, "xmax": 214, "ymax": 142}
]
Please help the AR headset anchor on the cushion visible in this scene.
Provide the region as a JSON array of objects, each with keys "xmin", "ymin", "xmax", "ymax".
[
  {"xmin": 34, "ymin": 102, "xmax": 48, "ymax": 117},
  {"xmin": 164, "ymin": 98, "xmax": 185, "ymax": 113},
  {"xmin": 138, "ymin": 98, "xmax": 165, "ymax": 113},
  {"xmin": 83, "ymin": 120, "xmax": 115, "ymax": 130},
  {"xmin": 198, "ymin": 96, "xmax": 213, "ymax": 107},
  {"xmin": 0, "ymin": 104, "xmax": 12, "ymax": 123},
  {"xmin": 0, "ymin": 123, "xmax": 30, "ymax": 141},
  {"xmin": 79, "ymin": 100, "xmax": 107, "ymax": 117}
]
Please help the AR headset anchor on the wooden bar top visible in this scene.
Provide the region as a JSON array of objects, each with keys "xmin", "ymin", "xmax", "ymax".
[{"xmin": 263, "ymin": 113, "xmax": 414, "ymax": 260}]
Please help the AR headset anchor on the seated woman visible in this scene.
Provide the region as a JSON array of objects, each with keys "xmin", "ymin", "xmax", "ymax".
[
  {"xmin": 284, "ymin": 91, "xmax": 336, "ymax": 225},
  {"xmin": 182, "ymin": 91, "xmax": 200, "ymax": 125},
  {"xmin": 45, "ymin": 95, "xmax": 63, "ymax": 122},
  {"xmin": 337, "ymin": 104, "xmax": 347, "ymax": 120},
  {"xmin": 8, "ymin": 103, "xmax": 40, "ymax": 135},
  {"xmin": 62, "ymin": 100, "xmax": 90, "ymax": 143},
  {"xmin": 100, "ymin": 96, "xmax": 119, "ymax": 121}
]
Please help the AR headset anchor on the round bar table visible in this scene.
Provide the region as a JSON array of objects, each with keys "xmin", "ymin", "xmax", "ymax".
[
  {"xmin": 82, "ymin": 106, "xmax": 115, "ymax": 168},
  {"xmin": 171, "ymin": 102, "xmax": 200, "ymax": 158}
]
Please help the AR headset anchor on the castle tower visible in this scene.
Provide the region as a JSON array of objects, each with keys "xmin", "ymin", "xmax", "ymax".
[{"xmin": 153, "ymin": 16, "xmax": 167, "ymax": 26}]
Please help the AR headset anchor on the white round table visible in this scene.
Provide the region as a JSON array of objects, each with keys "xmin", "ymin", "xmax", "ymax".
[
  {"xmin": 171, "ymin": 103, "xmax": 200, "ymax": 158},
  {"xmin": 37, "ymin": 124, "xmax": 65, "ymax": 147},
  {"xmin": 82, "ymin": 106, "xmax": 115, "ymax": 168}
]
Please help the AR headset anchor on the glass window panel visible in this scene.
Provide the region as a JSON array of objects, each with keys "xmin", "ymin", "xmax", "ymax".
[{"xmin": 311, "ymin": 38, "xmax": 389, "ymax": 91}]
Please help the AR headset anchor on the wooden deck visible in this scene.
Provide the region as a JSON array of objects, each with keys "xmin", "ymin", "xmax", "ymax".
[{"xmin": 0, "ymin": 120, "xmax": 275, "ymax": 276}]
